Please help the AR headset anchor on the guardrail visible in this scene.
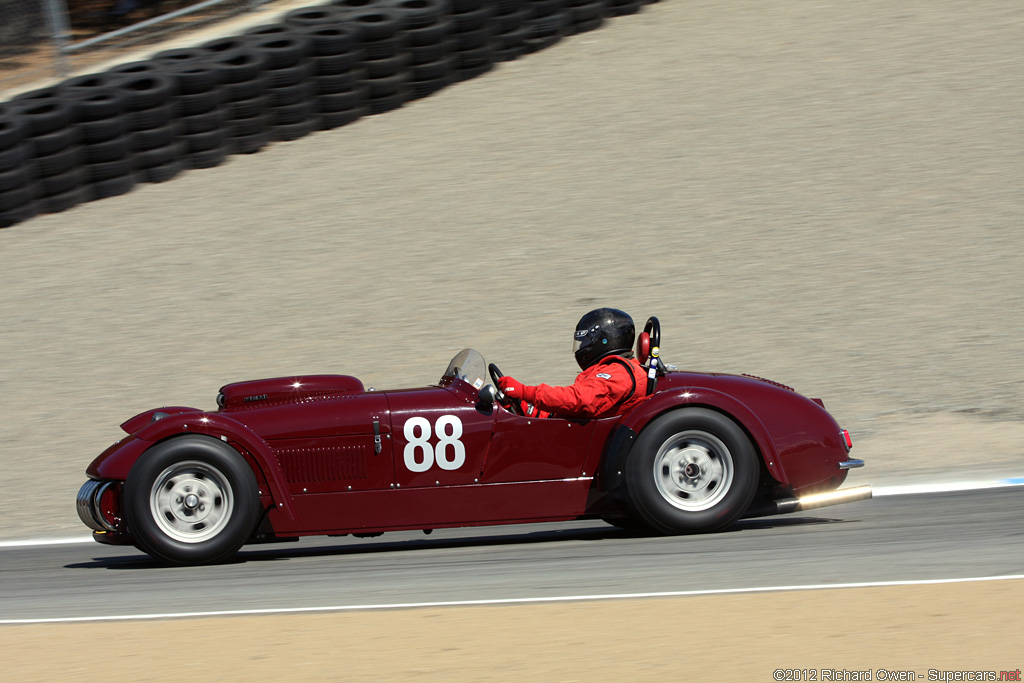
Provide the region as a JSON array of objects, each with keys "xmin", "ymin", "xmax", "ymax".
[{"xmin": 1, "ymin": 0, "xmax": 275, "ymax": 91}]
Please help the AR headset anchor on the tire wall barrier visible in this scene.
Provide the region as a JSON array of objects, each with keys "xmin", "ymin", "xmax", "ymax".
[{"xmin": 0, "ymin": 0, "xmax": 660, "ymax": 229}]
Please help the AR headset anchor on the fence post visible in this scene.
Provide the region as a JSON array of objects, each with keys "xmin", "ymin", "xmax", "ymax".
[{"xmin": 43, "ymin": 0, "xmax": 73, "ymax": 78}]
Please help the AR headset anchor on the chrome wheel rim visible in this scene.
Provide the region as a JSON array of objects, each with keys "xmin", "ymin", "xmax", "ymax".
[
  {"xmin": 653, "ymin": 430, "xmax": 734, "ymax": 511},
  {"xmin": 149, "ymin": 460, "xmax": 233, "ymax": 543}
]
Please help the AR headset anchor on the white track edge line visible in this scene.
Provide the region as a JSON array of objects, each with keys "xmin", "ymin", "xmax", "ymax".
[
  {"xmin": 2, "ymin": 476, "xmax": 1021, "ymax": 550},
  {"xmin": 0, "ymin": 537, "xmax": 94, "ymax": 548},
  {"xmin": 872, "ymin": 478, "xmax": 1024, "ymax": 496},
  {"xmin": 3, "ymin": 574, "xmax": 1024, "ymax": 625}
]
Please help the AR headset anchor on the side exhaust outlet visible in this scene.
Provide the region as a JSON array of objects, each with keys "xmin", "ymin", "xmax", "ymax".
[{"xmin": 744, "ymin": 485, "xmax": 873, "ymax": 519}]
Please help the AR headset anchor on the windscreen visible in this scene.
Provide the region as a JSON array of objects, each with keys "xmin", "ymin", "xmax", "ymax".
[{"xmin": 442, "ymin": 348, "xmax": 489, "ymax": 390}]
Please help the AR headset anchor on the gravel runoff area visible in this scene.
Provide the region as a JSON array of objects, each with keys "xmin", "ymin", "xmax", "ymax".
[{"xmin": 1, "ymin": 0, "xmax": 1022, "ymax": 542}]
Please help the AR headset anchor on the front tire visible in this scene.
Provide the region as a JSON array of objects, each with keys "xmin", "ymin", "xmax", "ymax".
[
  {"xmin": 625, "ymin": 408, "xmax": 758, "ymax": 534},
  {"xmin": 124, "ymin": 435, "xmax": 261, "ymax": 565},
  {"xmin": 601, "ymin": 514, "xmax": 653, "ymax": 533}
]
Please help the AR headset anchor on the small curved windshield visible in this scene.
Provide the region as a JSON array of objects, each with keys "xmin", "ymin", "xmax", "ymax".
[{"xmin": 442, "ymin": 348, "xmax": 490, "ymax": 390}]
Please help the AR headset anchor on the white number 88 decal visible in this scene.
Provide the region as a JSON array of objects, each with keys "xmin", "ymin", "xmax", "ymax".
[{"xmin": 403, "ymin": 415, "xmax": 466, "ymax": 473}]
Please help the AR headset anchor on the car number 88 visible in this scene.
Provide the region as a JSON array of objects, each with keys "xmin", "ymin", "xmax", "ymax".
[{"xmin": 403, "ymin": 415, "xmax": 465, "ymax": 472}]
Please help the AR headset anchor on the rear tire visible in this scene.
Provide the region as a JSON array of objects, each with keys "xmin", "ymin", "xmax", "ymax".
[
  {"xmin": 625, "ymin": 408, "xmax": 758, "ymax": 534},
  {"xmin": 125, "ymin": 435, "xmax": 261, "ymax": 565}
]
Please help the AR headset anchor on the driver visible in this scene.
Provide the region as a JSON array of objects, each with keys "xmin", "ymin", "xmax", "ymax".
[{"xmin": 497, "ymin": 308, "xmax": 650, "ymax": 419}]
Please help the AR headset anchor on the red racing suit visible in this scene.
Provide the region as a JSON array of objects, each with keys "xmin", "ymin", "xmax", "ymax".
[{"xmin": 515, "ymin": 355, "xmax": 649, "ymax": 420}]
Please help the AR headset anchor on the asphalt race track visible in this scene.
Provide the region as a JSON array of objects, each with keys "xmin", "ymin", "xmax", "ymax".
[{"xmin": 2, "ymin": 487, "xmax": 1021, "ymax": 623}]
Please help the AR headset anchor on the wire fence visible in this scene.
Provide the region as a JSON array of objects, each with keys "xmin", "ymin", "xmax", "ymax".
[{"xmin": 1, "ymin": 0, "xmax": 276, "ymax": 93}]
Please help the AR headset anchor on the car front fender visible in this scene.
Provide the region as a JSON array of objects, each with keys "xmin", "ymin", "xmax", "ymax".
[
  {"xmin": 89, "ymin": 411, "xmax": 297, "ymax": 521},
  {"xmin": 87, "ymin": 436, "xmax": 151, "ymax": 481}
]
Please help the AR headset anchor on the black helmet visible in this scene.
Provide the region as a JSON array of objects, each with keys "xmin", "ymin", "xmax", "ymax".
[{"xmin": 573, "ymin": 308, "xmax": 635, "ymax": 370}]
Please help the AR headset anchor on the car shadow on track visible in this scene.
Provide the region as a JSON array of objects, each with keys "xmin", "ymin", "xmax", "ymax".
[
  {"xmin": 66, "ymin": 524, "xmax": 640, "ymax": 569},
  {"xmin": 63, "ymin": 514, "xmax": 849, "ymax": 570},
  {"xmin": 240, "ymin": 525, "xmax": 648, "ymax": 564},
  {"xmin": 734, "ymin": 515, "xmax": 847, "ymax": 531}
]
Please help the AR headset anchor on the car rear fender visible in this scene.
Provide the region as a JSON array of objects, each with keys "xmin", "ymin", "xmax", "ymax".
[
  {"xmin": 101, "ymin": 411, "xmax": 297, "ymax": 521},
  {"xmin": 616, "ymin": 387, "xmax": 789, "ymax": 486}
]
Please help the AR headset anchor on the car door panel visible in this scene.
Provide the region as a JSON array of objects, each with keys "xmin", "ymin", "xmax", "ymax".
[{"xmin": 387, "ymin": 384, "xmax": 495, "ymax": 488}]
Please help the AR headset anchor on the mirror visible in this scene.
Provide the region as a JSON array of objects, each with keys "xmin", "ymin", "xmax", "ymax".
[{"xmin": 476, "ymin": 384, "xmax": 497, "ymax": 412}]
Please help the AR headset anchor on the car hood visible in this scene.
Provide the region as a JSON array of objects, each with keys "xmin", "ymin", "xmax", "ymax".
[{"xmin": 217, "ymin": 375, "xmax": 365, "ymax": 411}]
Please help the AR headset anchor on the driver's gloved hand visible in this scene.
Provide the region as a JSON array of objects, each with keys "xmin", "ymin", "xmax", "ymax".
[
  {"xmin": 498, "ymin": 376, "xmax": 533, "ymax": 401},
  {"xmin": 521, "ymin": 401, "xmax": 550, "ymax": 419}
]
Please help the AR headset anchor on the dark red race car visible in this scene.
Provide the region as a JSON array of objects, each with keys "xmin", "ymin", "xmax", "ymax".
[{"xmin": 77, "ymin": 318, "xmax": 869, "ymax": 565}]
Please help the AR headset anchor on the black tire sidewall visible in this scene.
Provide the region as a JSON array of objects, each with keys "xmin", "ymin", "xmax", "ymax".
[
  {"xmin": 625, "ymin": 408, "xmax": 759, "ymax": 534},
  {"xmin": 124, "ymin": 435, "xmax": 260, "ymax": 565}
]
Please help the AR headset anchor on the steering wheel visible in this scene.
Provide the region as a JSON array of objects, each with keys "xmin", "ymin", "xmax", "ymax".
[
  {"xmin": 488, "ymin": 363, "xmax": 523, "ymax": 415},
  {"xmin": 643, "ymin": 316, "xmax": 661, "ymax": 350},
  {"xmin": 643, "ymin": 316, "xmax": 666, "ymax": 374}
]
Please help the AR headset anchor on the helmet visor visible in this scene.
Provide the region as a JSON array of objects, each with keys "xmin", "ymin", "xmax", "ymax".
[{"xmin": 572, "ymin": 329, "xmax": 589, "ymax": 355}]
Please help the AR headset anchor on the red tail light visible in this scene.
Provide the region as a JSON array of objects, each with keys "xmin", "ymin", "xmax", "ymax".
[
  {"xmin": 97, "ymin": 481, "xmax": 123, "ymax": 532},
  {"xmin": 841, "ymin": 429, "xmax": 853, "ymax": 451}
]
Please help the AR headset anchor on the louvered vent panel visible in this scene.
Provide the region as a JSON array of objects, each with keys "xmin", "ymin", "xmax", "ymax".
[{"xmin": 274, "ymin": 444, "xmax": 369, "ymax": 483}]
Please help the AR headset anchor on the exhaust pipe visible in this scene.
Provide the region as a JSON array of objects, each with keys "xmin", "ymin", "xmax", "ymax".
[{"xmin": 744, "ymin": 485, "xmax": 873, "ymax": 519}]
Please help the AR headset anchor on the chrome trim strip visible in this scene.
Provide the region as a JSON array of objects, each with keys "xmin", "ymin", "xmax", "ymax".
[
  {"xmin": 472, "ymin": 476, "xmax": 594, "ymax": 488},
  {"xmin": 388, "ymin": 477, "xmax": 595, "ymax": 490},
  {"xmin": 838, "ymin": 459, "xmax": 865, "ymax": 470}
]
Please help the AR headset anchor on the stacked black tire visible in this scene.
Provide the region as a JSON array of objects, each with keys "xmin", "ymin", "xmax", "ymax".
[
  {"xmin": 60, "ymin": 74, "xmax": 138, "ymax": 201},
  {"xmin": 283, "ymin": 8, "xmax": 368, "ymax": 129},
  {"xmin": 565, "ymin": 0, "xmax": 605, "ymax": 34},
  {"xmin": 492, "ymin": 0, "xmax": 528, "ymax": 62},
  {"xmin": 201, "ymin": 37, "xmax": 272, "ymax": 154},
  {"xmin": 243, "ymin": 27, "xmax": 321, "ymax": 140},
  {"xmin": 108, "ymin": 64, "xmax": 189, "ymax": 183},
  {"xmin": 0, "ymin": 105, "xmax": 37, "ymax": 227},
  {"xmin": 334, "ymin": 5, "xmax": 412, "ymax": 114},
  {"xmin": 521, "ymin": 0, "xmax": 571, "ymax": 53},
  {"xmin": 9, "ymin": 90, "xmax": 86, "ymax": 216},
  {"xmin": 152, "ymin": 49, "xmax": 231, "ymax": 168},
  {"xmin": 447, "ymin": 0, "xmax": 496, "ymax": 80},
  {"xmin": 605, "ymin": 0, "xmax": 642, "ymax": 17},
  {"xmin": 386, "ymin": 0, "xmax": 455, "ymax": 100}
]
